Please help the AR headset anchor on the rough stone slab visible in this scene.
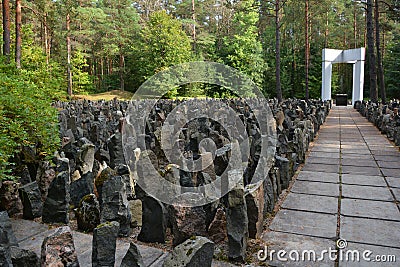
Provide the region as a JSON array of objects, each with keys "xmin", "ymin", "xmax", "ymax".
[
  {"xmin": 306, "ymin": 157, "xmax": 340, "ymax": 166},
  {"xmin": 386, "ymin": 177, "xmax": 400, "ymax": 189},
  {"xmin": 211, "ymin": 260, "xmax": 238, "ymax": 266},
  {"xmin": 296, "ymin": 171, "xmax": 339, "ymax": 183},
  {"xmin": 13, "ymin": 219, "xmax": 166, "ymax": 266},
  {"xmin": 290, "ymin": 180, "xmax": 339, "ymax": 197},
  {"xmin": 269, "ymin": 209, "xmax": 337, "ymax": 239},
  {"xmin": 339, "ymin": 242, "xmax": 400, "ymax": 267},
  {"xmin": 342, "ymin": 184, "xmax": 394, "ymax": 201},
  {"xmin": 18, "ymin": 228, "xmax": 58, "ymax": 256},
  {"xmin": 11, "ymin": 219, "xmax": 49, "ymax": 243},
  {"xmin": 302, "ymin": 164, "xmax": 340, "ymax": 174},
  {"xmin": 260, "ymin": 231, "xmax": 335, "ymax": 267},
  {"xmin": 341, "ymin": 166, "xmax": 381, "ymax": 176},
  {"xmin": 341, "ymin": 174, "xmax": 387, "ymax": 187},
  {"xmin": 340, "ymin": 216, "xmax": 400, "ymax": 248},
  {"xmin": 341, "ymin": 198, "xmax": 400, "ymax": 221},
  {"xmin": 282, "ymin": 193, "xmax": 338, "ymax": 214},
  {"xmin": 381, "ymin": 168, "xmax": 400, "ymax": 178},
  {"xmin": 341, "ymin": 160, "xmax": 377, "ymax": 168}
]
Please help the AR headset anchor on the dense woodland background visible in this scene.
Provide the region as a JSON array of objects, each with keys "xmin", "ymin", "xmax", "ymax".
[{"xmin": 0, "ymin": 0, "xmax": 399, "ymax": 179}]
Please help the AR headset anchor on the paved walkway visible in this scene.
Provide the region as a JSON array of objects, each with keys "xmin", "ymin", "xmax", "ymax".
[{"xmin": 262, "ymin": 106, "xmax": 400, "ymax": 267}]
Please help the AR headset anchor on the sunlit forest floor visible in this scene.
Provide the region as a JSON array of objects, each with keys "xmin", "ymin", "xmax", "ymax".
[{"xmin": 73, "ymin": 90, "xmax": 134, "ymax": 101}]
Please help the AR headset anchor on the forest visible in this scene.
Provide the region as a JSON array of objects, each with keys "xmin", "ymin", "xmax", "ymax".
[
  {"xmin": 1, "ymin": 0, "xmax": 399, "ymax": 99},
  {"xmin": 0, "ymin": 0, "xmax": 399, "ymax": 179}
]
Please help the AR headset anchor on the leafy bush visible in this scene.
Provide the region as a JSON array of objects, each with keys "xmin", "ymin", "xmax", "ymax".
[{"xmin": 0, "ymin": 52, "xmax": 64, "ymax": 181}]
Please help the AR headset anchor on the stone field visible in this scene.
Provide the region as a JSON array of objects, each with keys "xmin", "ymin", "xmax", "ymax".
[{"xmin": 1, "ymin": 98, "xmax": 399, "ymax": 267}]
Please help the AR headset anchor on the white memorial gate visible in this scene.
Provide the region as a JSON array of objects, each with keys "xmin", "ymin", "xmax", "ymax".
[{"xmin": 321, "ymin": 48, "xmax": 366, "ymax": 105}]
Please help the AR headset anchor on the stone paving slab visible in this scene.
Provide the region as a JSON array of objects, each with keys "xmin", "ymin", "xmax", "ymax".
[
  {"xmin": 341, "ymin": 160, "xmax": 377, "ymax": 168},
  {"xmin": 269, "ymin": 209, "xmax": 337, "ymax": 239},
  {"xmin": 302, "ymin": 163, "xmax": 340, "ymax": 174},
  {"xmin": 296, "ymin": 171, "xmax": 339, "ymax": 183},
  {"xmin": 340, "ymin": 216, "xmax": 400, "ymax": 248},
  {"xmin": 374, "ymin": 155, "xmax": 400, "ymax": 162},
  {"xmin": 376, "ymin": 161, "xmax": 400, "ymax": 169},
  {"xmin": 308, "ymin": 152, "xmax": 340, "ymax": 159},
  {"xmin": 282, "ymin": 193, "xmax": 337, "ymax": 214},
  {"xmin": 341, "ymin": 166, "xmax": 381, "ymax": 176},
  {"xmin": 341, "ymin": 198, "xmax": 400, "ymax": 221},
  {"xmin": 342, "ymin": 184, "xmax": 394, "ymax": 201},
  {"xmin": 381, "ymin": 168, "xmax": 400, "ymax": 178},
  {"xmin": 391, "ymin": 188, "xmax": 400, "ymax": 200},
  {"xmin": 290, "ymin": 180, "xmax": 339, "ymax": 197},
  {"xmin": 339, "ymin": 242, "xmax": 400, "ymax": 267},
  {"xmin": 306, "ymin": 157, "xmax": 340, "ymax": 166},
  {"xmin": 341, "ymin": 154, "xmax": 374, "ymax": 160},
  {"xmin": 260, "ymin": 231, "xmax": 335, "ymax": 267},
  {"xmin": 341, "ymin": 149, "xmax": 372, "ymax": 155},
  {"xmin": 386, "ymin": 177, "xmax": 400, "ymax": 188},
  {"xmin": 311, "ymin": 147, "xmax": 341, "ymax": 153},
  {"xmin": 341, "ymin": 174, "xmax": 387, "ymax": 187}
]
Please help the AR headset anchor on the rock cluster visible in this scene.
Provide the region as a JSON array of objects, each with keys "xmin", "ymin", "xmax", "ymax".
[
  {"xmin": 1, "ymin": 98, "xmax": 330, "ymax": 265},
  {"xmin": 355, "ymin": 100, "xmax": 400, "ymax": 146}
]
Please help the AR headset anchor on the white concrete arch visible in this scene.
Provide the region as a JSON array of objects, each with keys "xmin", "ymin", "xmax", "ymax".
[{"xmin": 321, "ymin": 48, "xmax": 365, "ymax": 105}]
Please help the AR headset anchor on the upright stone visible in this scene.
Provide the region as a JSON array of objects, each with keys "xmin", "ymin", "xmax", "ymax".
[
  {"xmin": 275, "ymin": 156, "xmax": 290, "ymax": 190},
  {"xmin": 245, "ymin": 182, "xmax": 264, "ymax": 239},
  {"xmin": 79, "ymin": 144, "xmax": 95, "ymax": 174},
  {"xmin": 0, "ymin": 212, "xmax": 18, "ymax": 247},
  {"xmin": 226, "ymin": 184, "xmax": 248, "ymax": 263},
  {"xmin": 76, "ymin": 194, "xmax": 100, "ymax": 232},
  {"xmin": 40, "ymin": 226, "xmax": 79, "ymax": 267},
  {"xmin": 0, "ymin": 181, "xmax": 23, "ymax": 217},
  {"xmin": 42, "ymin": 171, "xmax": 70, "ymax": 224},
  {"xmin": 10, "ymin": 247, "xmax": 39, "ymax": 267},
  {"xmin": 137, "ymin": 196, "xmax": 167, "ymax": 243},
  {"xmin": 35, "ymin": 161, "xmax": 56, "ymax": 202},
  {"xmin": 169, "ymin": 193, "xmax": 208, "ymax": 246},
  {"xmin": 162, "ymin": 236, "xmax": 215, "ymax": 267},
  {"xmin": 18, "ymin": 182, "xmax": 42, "ymax": 219},
  {"xmin": 92, "ymin": 221, "xmax": 119, "ymax": 267},
  {"xmin": 100, "ymin": 176, "xmax": 131, "ymax": 236},
  {"xmin": 207, "ymin": 207, "xmax": 227, "ymax": 244},
  {"xmin": 120, "ymin": 242, "xmax": 145, "ymax": 267},
  {"xmin": 107, "ymin": 132, "xmax": 125, "ymax": 168},
  {"xmin": 70, "ymin": 173, "xmax": 94, "ymax": 208},
  {"xmin": 0, "ymin": 228, "xmax": 13, "ymax": 267}
]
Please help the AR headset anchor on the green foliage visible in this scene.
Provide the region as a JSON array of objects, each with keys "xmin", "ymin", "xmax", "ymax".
[
  {"xmin": 0, "ymin": 40, "xmax": 64, "ymax": 181},
  {"xmin": 129, "ymin": 10, "xmax": 193, "ymax": 97},
  {"xmin": 385, "ymin": 27, "xmax": 400, "ymax": 99},
  {"xmin": 71, "ymin": 51, "xmax": 96, "ymax": 94}
]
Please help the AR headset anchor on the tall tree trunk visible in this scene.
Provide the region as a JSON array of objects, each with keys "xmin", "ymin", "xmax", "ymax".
[
  {"xmin": 44, "ymin": 14, "xmax": 50, "ymax": 65},
  {"xmin": 275, "ymin": 0, "xmax": 282, "ymax": 103},
  {"xmin": 67, "ymin": 13, "xmax": 73, "ymax": 96},
  {"xmin": 366, "ymin": 0, "xmax": 377, "ymax": 102},
  {"xmin": 2, "ymin": 0, "xmax": 11, "ymax": 63},
  {"xmin": 305, "ymin": 0, "xmax": 310, "ymax": 101},
  {"xmin": 15, "ymin": 0, "xmax": 22, "ymax": 69},
  {"xmin": 354, "ymin": 1, "xmax": 357, "ymax": 48},
  {"xmin": 375, "ymin": 0, "xmax": 386, "ymax": 103},
  {"xmin": 191, "ymin": 0, "xmax": 196, "ymax": 51},
  {"xmin": 119, "ymin": 46, "xmax": 125, "ymax": 91}
]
